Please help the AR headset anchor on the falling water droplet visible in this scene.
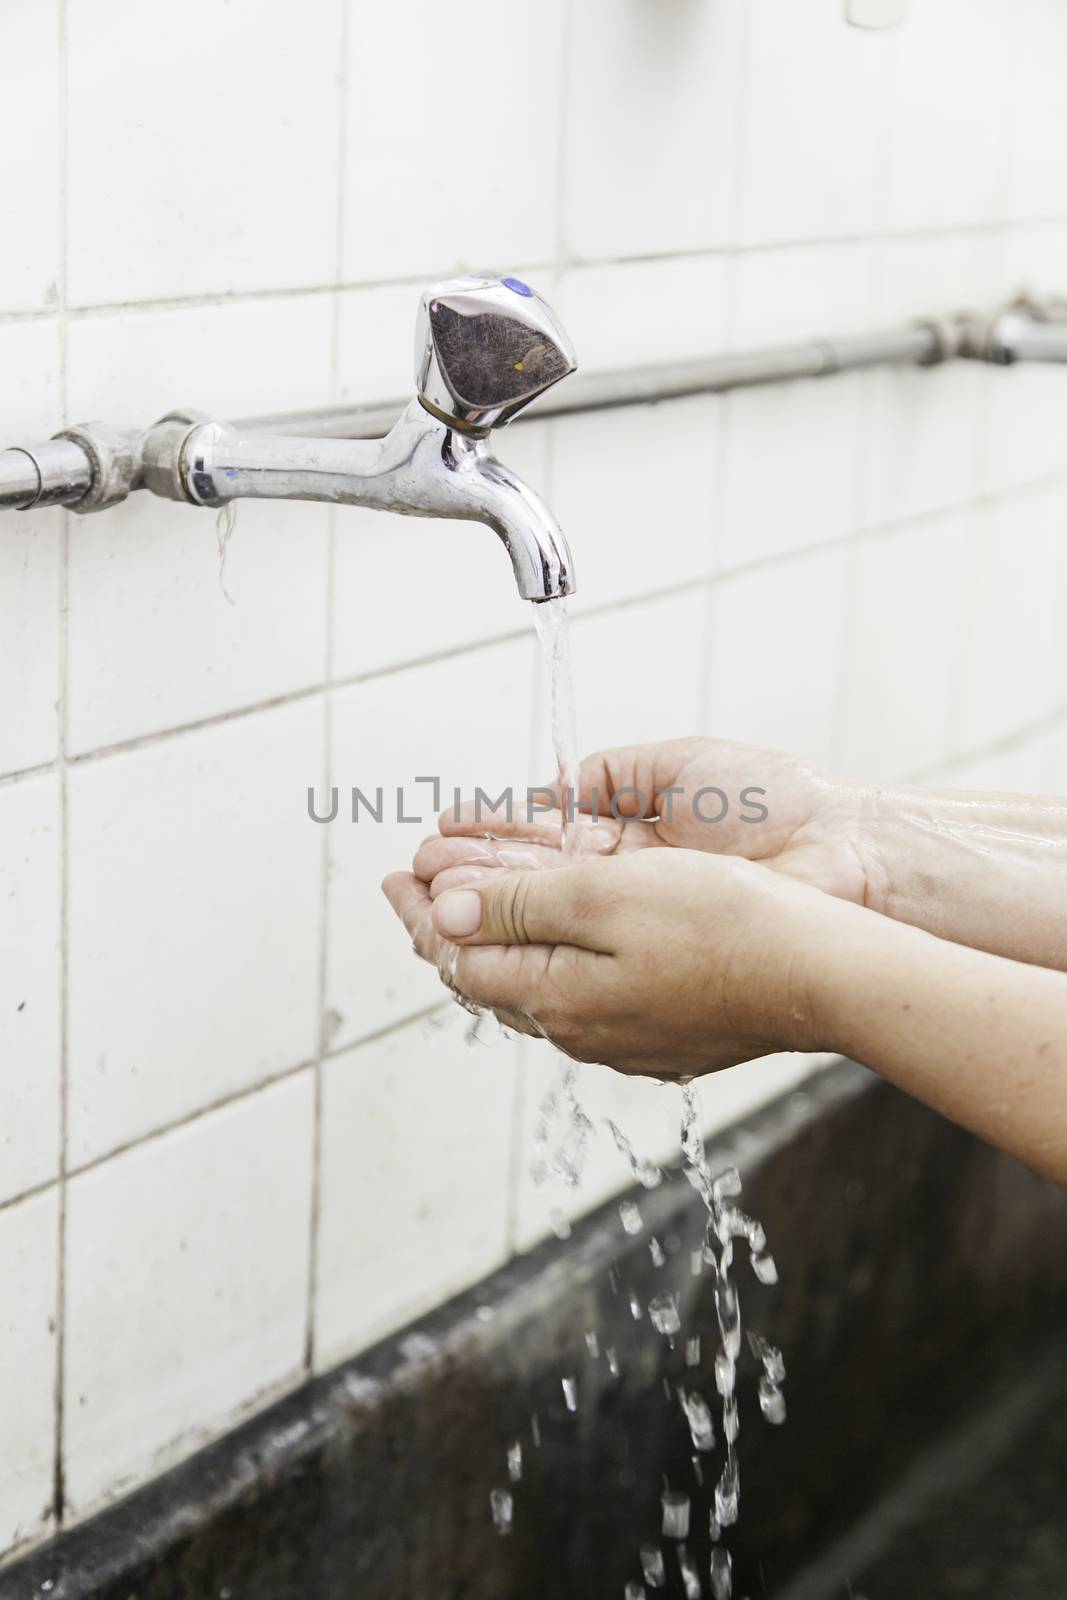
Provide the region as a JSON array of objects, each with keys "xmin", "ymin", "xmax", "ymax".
[
  {"xmin": 677, "ymin": 1543, "xmax": 703, "ymax": 1598},
  {"xmin": 619, "ymin": 1200, "xmax": 643, "ymax": 1235},
  {"xmin": 640, "ymin": 1543, "xmax": 667, "ymax": 1588},
  {"xmin": 549, "ymin": 1208, "xmax": 572, "ymax": 1240},
  {"xmin": 561, "ymin": 1375, "xmax": 578, "ymax": 1412},
  {"xmin": 751, "ymin": 1252, "xmax": 778, "ymax": 1284},
  {"xmin": 758, "ymin": 1375, "xmax": 787, "ymax": 1425},
  {"xmin": 661, "ymin": 1490, "xmax": 691, "ymax": 1540},
  {"xmin": 679, "ymin": 1388, "xmax": 716, "ymax": 1452},
  {"xmin": 649, "ymin": 1293, "xmax": 681, "ymax": 1338},
  {"xmin": 490, "ymin": 1487, "xmax": 513, "ymax": 1535},
  {"xmin": 507, "ymin": 1440, "xmax": 523, "ymax": 1482},
  {"xmin": 710, "ymin": 1545, "xmax": 733, "ymax": 1599}
]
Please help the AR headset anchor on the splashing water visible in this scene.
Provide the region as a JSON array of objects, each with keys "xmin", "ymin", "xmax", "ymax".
[
  {"xmin": 507, "ymin": 597, "xmax": 785, "ymax": 1581},
  {"xmin": 640, "ymin": 1543, "xmax": 667, "ymax": 1588},
  {"xmin": 661, "ymin": 1490, "xmax": 691, "ymax": 1540},
  {"xmin": 607, "ymin": 1119, "xmax": 665, "ymax": 1189},
  {"xmin": 678, "ymin": 1082, "xmax": 785, "ymax": 1552},
  {"xmin": 489, "ymin": 1486, "xmax": 513, "ymax": 1535}
]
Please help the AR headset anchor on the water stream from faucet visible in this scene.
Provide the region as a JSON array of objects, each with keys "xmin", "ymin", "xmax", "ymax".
[
  {"xmin": 491, "ymin": 596, "xmax": 785, "ymax": 1598},
  {"xmin": 530, "ymin": 597, "xmax": 582, "ymax": 857}
]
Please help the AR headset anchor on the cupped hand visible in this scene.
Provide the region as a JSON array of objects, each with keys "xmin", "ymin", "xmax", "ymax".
[
  {"xmin": 416, "ymin": 738, "xmax": 878, "ymax": 909},
  {"xmin": 383, "ymin": 849, "xmax": 836, "ymax": 1079}
]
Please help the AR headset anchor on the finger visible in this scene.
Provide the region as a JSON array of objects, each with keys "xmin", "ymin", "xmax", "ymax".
[
  {"xmin": 542, "ymin": 740, "xmax": 701, "ymax": 819},
  {"xmin": 414, "ymin": 832, "xmax": 564, "ymax": 885},
  {"xmin": 381, "ymin": 871, "xmax": 456, "ymax": 979},
  {"xmin": 428, "ymin": 863, "xmax": 515, "ymax": 899},
  {"xmin": 431, "ymin": 861, "xmax": 618, "ymax": 951},
  {"xmin": 437, "ymin": 798, "xmax": 616, "ymax": 853}
]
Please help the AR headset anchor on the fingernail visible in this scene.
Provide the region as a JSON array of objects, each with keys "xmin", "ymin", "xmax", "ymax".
[{"xmin": 434, "ymin": 889, "xmax": 483, "ymax": 938}]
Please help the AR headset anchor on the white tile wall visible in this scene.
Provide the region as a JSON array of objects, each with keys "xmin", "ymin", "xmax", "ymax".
[
  {"xmin": 0, "ymin": 1189, "xmax": 58, "ymax": 1555},
  {"xmin": 719, "ymin": 243, "xmax": 875, "ymax": 570},
  {"xmin": 343, "ymin": 2, "xmax": 565, "ymax": 284},
  {"xmin": 315, "ymin": 1007, "xmax": 516, "ymax": 1369},
  {"xmin": 326, "ymin": 639, "xmax": 536, "ymax": 1050},
  {"xmin": 557, "ymin": 590, "xmax": 708, "ymax": 764},
  {"xmin": 556, "ymin": 255, "xmax": 731, "ymax": 373},
  {"xmin": 0, "ymin": 775, "xmax": 61, "ymax": 1205},
  {"xmin": 864, "ymin": 234, "xmax": 1004, "ymax": 529},
  {"xmin": 66, "ymin": 0, "xmax": 342, "ymax": 306},
  {"xmin": 563, "ymin": 0, "xmax": 746, "ymax": 260},
  {"xmin": 883, "ymin": 1, "xmax": 1012, "ymax": 233},
  {"xmin": 3, "ymin": 0, "xmax": 1067, "ymax": 1564},
  {"xmin": 66, "ymin": 700, "xmax": 323, "ymax": 1166},
  {"xmin": 551, "ymin": 400, "xmax": 719, "ymax": 615},
  {"xmin": 0, "ymin": 320, "xmax": 63, "ymax": 778},
  {"xmin": 63, "ymin": 1073, "xmax": 313, "ymax": 1514},
  {"xmin": 840, "ymin": 510, "xmax": 970, "ymax": 781},
  {"xmin": 707, "ymin": 547, "xmax": 851, "ymax": 767},
  {"xmin": 738, "ymin": 0, "xmax": 893, "ymax": 246},
  {"xmin": 959, "ymin": 486, "xmax": 1067, "ymax": 753},
  {"xmin": 330, "ymin": 424, "xmax": 550, "ymax": 680},
  {"xmin": 0, "ymin": 6, "xmax": 60, "ymax": 315}
]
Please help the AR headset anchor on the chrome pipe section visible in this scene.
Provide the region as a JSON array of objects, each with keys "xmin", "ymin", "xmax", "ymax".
[
  {"xmin": 240, "ymin": 324, "xmax": 941, "ymax": 441},
  {"xmin": 2, "ymin": 296, "xmax": 1062, "ymax": 554},
  {"xmin": 988, "ymin": 310, "xmax": 1067, "ymax": 366},
  {"xmin": 0, "ymin": 439, "xmax": 92, "ymax": 510}
]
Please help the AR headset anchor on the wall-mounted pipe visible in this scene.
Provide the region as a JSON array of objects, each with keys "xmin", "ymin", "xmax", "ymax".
[
  {"xmin": 0, "ymin": 300, "xmax": 1060, "ymax": 520},
  {"xmin": 242, "ymin": 323, "xmax": 941, "ymax": 441}
]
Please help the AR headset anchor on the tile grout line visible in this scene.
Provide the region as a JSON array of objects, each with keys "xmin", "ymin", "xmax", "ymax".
[
  {"xmin": 51, "ymin": 0, "xmax": 70, "ymax": 1533},
  {"xmin": 5, "ymin": 207, "xmax": 1067, "ymax": 327},
  {"xmin": 303, "ymin": 0, "xmax": 351, "ymax": 1377},
  {"xmin": 64, "ymin": 1057, "xmax": 321, "ymax": 1187}
]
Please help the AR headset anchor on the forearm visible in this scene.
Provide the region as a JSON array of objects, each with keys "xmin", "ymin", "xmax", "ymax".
[
  {"xmin": 857, "ymin": 785, "xmax": 1067, "ymax": 970},
  {"xmin": 810, "ymin": 897, "xmax": 1067, "ymax": 1187}
]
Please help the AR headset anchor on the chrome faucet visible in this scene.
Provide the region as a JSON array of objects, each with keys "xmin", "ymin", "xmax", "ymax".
[{"xmin": 141, "ymin": 276, "xmax": 578, "ymax": 602}]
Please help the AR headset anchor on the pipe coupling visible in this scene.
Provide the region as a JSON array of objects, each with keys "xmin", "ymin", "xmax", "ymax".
[{"xmin": 53, "ymin": 422, "xmax": 140, "ymax": 512}]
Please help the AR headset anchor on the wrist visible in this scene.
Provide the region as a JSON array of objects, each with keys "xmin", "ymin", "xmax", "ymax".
[
  {"xmin": 756, "ymin": 874, "xmax": 861, "ymax": 1055},
  {"xmin": 847, "ymin": 783, "xmax": 934, "ymax": 921}
]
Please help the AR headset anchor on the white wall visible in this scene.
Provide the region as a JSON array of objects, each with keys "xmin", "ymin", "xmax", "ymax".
[{"xmin": 2, "ymin": 0, "xmax": 1067, "ymax": 1561}]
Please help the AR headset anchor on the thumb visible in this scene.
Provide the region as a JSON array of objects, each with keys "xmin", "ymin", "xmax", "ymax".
[{"xmin": 431, "ymin": 864, "xmax": 613, "ymax": 950}]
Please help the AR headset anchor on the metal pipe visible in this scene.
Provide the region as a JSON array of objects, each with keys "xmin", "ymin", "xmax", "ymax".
[
  {"xmin": 0, "ymin": 440, "xmax": 92, "ymax": 510},
  {"xmin": 989, "ymin": 310, "xmax": 1067, "ymax": 366},
  {"xmin": 0, "ymin": 308, "xmax": 1051, "ymax": 518},
  {"xmin": 239, "ymin": 323, "xmax": 940, "ymax": 440}
]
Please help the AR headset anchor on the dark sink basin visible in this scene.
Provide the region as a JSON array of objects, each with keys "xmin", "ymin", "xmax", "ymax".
[{"xmin": 5, "ymin": 1059, "xmax": 1066, "ymax": 1600}]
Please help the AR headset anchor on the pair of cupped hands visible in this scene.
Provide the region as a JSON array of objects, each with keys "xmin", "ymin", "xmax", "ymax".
[{"xmin": 383, "ymin": 738, "xmax": 880, "ymax": 1080}]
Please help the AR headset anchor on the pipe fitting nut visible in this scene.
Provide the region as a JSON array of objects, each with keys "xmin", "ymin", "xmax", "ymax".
[
  {"xmin": 54, "ymin": 422, "xmax": 140, "ymax": 513},
  {"xmin": 141, "ymin": 410, "xmax": 209, "ymax": 504},
  {"xmin": 911, "ymin": 315, "xmax": 968, "ymax": 366}
]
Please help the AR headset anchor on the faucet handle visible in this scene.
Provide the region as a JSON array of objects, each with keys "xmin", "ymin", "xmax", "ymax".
[{"xmin": 415, "ymin": 276, "xmax": 577, "ymax": 431}]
